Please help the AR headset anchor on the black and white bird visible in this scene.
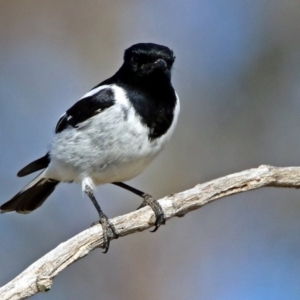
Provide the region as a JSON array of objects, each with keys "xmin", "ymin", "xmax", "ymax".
[{"xmin": 1, "ymin": 43, "xmax": 180, "ymax": 252}]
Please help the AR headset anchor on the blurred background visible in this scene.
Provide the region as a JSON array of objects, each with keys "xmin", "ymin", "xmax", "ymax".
[{"xmin": 1, "ymin": 1, "xmax": 300, "ymax": 299}]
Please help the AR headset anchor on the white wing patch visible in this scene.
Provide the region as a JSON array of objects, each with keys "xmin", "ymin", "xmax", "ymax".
[{"xmin": 80, "ymin": 85, "xmax": 111, "ymax": 100}]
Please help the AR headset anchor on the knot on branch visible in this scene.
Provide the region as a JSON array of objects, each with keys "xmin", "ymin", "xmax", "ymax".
[{"xmin": 36, "ymin": 276, "xmax": 52, "ymax": 292}]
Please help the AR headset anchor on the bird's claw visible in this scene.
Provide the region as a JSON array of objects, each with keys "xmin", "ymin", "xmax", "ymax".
[
  {"xmin": 91, "ymin": 215, "xmax": 118, "ymax": 253},
  {"xmin": 138, "ymin": 194, "xmax": 166, "ymax": 232},
  {"xmin": 150, "ymin": 212, "xmax": 166, "ymax": 232}
]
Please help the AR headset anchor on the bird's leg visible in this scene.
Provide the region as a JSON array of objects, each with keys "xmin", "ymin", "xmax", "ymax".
[
  {"xmin": 112, "ymin": 182, "xmax": 165, "ymax": 232},
  {"xmin": 83, "ymin": 181, "xmax": 118, "ymax": 253}
]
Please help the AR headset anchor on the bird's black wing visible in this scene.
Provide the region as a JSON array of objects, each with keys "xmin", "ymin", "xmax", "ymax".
[{"xmin": 55, "ymin": 87, "xmax": 115, "ymax": 133}]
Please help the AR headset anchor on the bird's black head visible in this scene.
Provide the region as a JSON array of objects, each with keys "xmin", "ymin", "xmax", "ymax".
[{"xmin": 120, "ymin": 43, "xmax": 175, "ymax": 82}]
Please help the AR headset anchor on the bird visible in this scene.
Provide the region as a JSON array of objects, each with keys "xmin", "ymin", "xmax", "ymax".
[{"xmin": 0, "ymin": 43, "xmax": 180, "ymax": 252}]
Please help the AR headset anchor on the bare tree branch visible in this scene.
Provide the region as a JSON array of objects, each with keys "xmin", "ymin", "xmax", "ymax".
[{"xmin": 1, "ymin": 165, "xmax": 300, "ymax": 299}]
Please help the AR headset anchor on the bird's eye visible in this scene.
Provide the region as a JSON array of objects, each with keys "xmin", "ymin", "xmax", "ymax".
[{"xmin": 131, "ymin": 56, "xmax": 139, "ymax": 65}]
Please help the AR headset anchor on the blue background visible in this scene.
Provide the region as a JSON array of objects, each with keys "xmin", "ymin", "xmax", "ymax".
[{"xmin": 1, "ymin": 1, "xmax": 300, "ymax": 299}]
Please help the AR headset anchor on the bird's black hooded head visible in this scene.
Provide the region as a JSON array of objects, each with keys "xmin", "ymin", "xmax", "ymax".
[{"xmin": 118, "ymin": 43, "xmax": 175, "ymax": 83}]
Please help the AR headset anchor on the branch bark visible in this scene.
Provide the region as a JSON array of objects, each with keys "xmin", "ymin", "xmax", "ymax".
[{"xmin": 1, "ymin": 165, "xmax": 300, "ymax": 299}]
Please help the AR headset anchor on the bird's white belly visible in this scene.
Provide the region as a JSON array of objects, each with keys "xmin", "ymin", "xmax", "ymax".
[{"xmin": 89, "ymin": 153, "xmax": 157, "ymax": 184}]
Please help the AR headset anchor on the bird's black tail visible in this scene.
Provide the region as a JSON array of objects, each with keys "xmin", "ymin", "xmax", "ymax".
[
  {"xmin": 1, "ymin": 172, "xmax": 59, "ymax": 214},
  {"xmin": 17, "ymin": 153, "xmax": 50, "ymax": 177}
]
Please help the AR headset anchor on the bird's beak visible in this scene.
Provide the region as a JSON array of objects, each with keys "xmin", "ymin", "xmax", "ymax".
[{"xmin": 152, "ymin": 58, "xmax": 167, "ymax": 70}]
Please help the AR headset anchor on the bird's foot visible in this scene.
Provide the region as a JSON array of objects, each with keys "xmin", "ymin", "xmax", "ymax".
[
  {"xmin": 137, "ymin": 194, "xmax": 165, "ymax": 232},
  {"xmin": 92, "ymin": 215, "xmax": 119, "ymax": 253}
]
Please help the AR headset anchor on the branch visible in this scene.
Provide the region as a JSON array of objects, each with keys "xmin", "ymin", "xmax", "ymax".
[{"xmin": 1, "ymin": 165, "xmax": 300, "ymax": 299}]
